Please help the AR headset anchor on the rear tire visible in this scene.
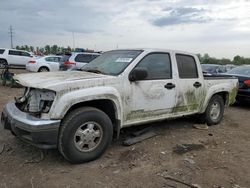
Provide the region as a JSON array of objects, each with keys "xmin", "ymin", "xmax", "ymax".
[
  {"xmin": 58, "ymin": 107, "xmax": 113, "ymax": 164},
  {"xmin": 38, "ymin": 67, "xmax": 49, "ymax": 72},
  {"xmin": 200, "ymin": 95, "xmax": 225, "ymax": 126},
  {"xmin": 0, "ymin": 59, "xmax": 7, "ymax": 69}
]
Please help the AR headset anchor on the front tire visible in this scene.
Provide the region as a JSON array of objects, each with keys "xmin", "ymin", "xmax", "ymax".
[
  {"xmin": 202, "ymin": 95, "xmax": 225, "ymax": 126},
  {"xmin": 58, "ymin": 107, "xmax": 113, "ymax": 164}
]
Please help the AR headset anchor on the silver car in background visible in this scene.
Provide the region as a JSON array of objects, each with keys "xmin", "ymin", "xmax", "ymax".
[{"xmin": 26, "ymin": 55, "xmax": 62, "ymax": 72}]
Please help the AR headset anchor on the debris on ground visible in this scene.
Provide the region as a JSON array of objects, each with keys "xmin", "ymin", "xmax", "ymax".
[
  {"xmin": 193, "ymin": 124, "xmax": 208, "ymax": 130},
  {"xmin": 159, "ymin": 174, "xmax": 201, "ymax": 188},
  {"xmin": 123, "ymin": 130, "xmax": 158, "ymax": 146},
  {"xmin": 184, "ymin": 157, "xmax": 196, "ymax": 164},
  {"xmin": 24, "ymin": 150, "xmax": 45, "ymax": 164},
  {"xmin": 173, "ymin": 144, "xmax": 205, "ymax": 154},
  {"xmin": 0, "ymin": 144, "xmax": 5, "ymax": 154}
]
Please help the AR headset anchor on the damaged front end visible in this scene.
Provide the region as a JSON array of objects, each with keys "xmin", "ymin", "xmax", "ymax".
[
  {"xmin": 1, "ymin": 87, "xmax": 60, "ymax": 149},
  {"xmin": 15, "ymin": 87, "xmax": 56, "ymax": 117}
]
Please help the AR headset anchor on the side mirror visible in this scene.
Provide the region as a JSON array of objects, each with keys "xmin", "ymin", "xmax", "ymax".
[{"xmin": 129, "ymin": 67, "xmax": 148, "ymax": 81}]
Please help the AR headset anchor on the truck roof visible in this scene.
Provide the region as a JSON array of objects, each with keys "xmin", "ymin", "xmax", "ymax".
[{"xmin": 112, "ymin": 48, "xmax": 197, "ymax": 56}]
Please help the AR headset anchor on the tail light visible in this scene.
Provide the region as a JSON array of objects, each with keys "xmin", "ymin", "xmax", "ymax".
[
  {"xmin": 244, "ymin": 80, "xmax": 250, "ymax": 87},
  {"xmin": 64, "ymin": 61, "xmax": 76, "ymax": 65},
  {"xmin": 28, "ymin": 60, "xmax": 36, "ymax": 64}
]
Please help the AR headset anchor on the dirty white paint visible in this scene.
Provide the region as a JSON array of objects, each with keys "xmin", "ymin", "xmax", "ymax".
[{"xmin": 14, "ymin": 49, "xmax": 238, "ymax": 129}]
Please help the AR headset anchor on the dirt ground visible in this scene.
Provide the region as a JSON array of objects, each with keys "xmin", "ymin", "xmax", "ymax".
[{"xmin": 0, "ymin": 70, "xmax": 250, "ymax": 188}]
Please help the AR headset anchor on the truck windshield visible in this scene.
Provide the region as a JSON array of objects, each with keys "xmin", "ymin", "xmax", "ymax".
[{"xmin": 81, "ymin": 50, "xmax": 142, "ymax": 75}]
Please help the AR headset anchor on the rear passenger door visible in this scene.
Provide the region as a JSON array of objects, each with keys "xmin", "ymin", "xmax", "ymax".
[
  {"xmin": 8, "ymin": 50, "xmax": 22, "ymax": 66},
  {"xmin": 174, "ymin": 54, "xmax": 204, "ymax": 113}
]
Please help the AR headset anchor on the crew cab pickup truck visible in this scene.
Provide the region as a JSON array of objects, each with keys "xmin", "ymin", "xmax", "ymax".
[{"xmin": 1, "ymin": 49, "xmax": 238, "ymax": 164}]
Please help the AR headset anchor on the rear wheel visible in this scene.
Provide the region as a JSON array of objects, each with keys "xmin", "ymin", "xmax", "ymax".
[
  {"xmin": 38, "ymin": 67, "xmax": 49, "ymax": 72},
  {"xmin": 58, "ymin": 107, "xmax": 113, "ymax": 164},
  {"xmin": 201, "ymin": 95, "xmax": 225, "ymax": 126},
  {"xmin": 0, "ymin": 59, "xmax": 7, "ymax": 69}
]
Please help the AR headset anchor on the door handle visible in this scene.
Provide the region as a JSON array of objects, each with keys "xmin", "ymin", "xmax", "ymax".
[
  {"xmin": 164, "ymin": 83, "xmax": 175, "ymax": 89},
  {"xmin": 193, "ymin": 82, "xmax": 202, "ymax": 88}
]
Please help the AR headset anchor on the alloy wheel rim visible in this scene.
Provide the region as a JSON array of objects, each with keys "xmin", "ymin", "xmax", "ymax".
[
  {"xmin": 74, "ymin": 122, "xmax": 103, "ymax": 152},
  {"xmin": 210, "ymin": 102, "xmax": 221, "ymax": 121}
]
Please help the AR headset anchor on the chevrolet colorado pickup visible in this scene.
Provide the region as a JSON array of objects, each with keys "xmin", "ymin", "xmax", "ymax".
[{"xmin": 1, "ymin": 49, "xmax": 238, "ymax": 163}]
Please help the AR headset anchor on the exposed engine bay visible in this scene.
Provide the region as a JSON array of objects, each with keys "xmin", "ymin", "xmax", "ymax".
[{"xmin": 15, "ymin": 87, "xmax": 55, "ymax": 116}]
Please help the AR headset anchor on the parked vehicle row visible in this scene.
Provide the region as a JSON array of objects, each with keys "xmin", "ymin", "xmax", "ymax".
[{"xmin": 201, "ymin": 63, "xmax": 237, "ymax": 75}]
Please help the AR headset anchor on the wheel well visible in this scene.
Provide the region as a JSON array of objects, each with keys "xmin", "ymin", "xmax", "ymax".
[
  {"xmin": 214, "ymin": 91, "xmax": 228, "ymax": 105},
  {"xmin": 65, "ymin": 99, "xmax": 119, "ymax": 134},
  {"xmin": 38, "ymin": 66, "xmax": 49, "ymax": 71},
  {"xmin": 0, "ymin": 58, "xmax": 7, "ymax": 63}
]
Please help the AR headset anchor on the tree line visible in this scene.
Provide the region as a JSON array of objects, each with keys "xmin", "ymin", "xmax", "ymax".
[
  {"xmin": 198, "ymin": 53, "xmax": 250, "ymax": 65},
  {"xmin": 15, "ymin": 45, "xmax": 249, "ymax": 65},
  {"xmin": 16, "ymin": 45, "xmax": 73, "ymax": 55}
]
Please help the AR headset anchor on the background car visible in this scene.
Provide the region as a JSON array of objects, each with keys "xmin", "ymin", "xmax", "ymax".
[
  {"xmin": 225, "ymin": 65, "xmax": 250, "ymax": 102},
  {"xmin": 201, "ymin": 64, "xmax": 227, "ymax": 75},
  {"xmin": 59, "ymin": 52, "xmax": 100, "ymax": 71},
  {"xmin": 26, "ymin": 55, "xmax": 62, "ymax": 72},
  {"xmin": 0, "ymin": 48, "xmax": 32, "ymax": 68}
]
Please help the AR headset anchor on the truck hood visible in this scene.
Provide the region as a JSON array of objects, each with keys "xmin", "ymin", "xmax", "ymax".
[{"xmin": 14, "ymin": 71, "xmax": 111, "ymax": 90}]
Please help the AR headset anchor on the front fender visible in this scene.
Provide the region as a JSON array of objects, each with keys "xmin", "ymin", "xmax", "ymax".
[{"xmin": 49, "ymin": 87, "xmax": 122, "ymax": 121}]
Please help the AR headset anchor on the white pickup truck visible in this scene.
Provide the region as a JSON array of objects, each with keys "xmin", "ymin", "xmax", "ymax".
[{"xmin": 1, "ymin": 49, "xmax": 238, "ymax": 163}]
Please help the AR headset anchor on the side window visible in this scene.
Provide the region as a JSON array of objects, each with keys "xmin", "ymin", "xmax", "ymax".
[
  {"xmin": 45, "ymin": 57, "xmax": 53, "ymax": 62},
  {"xmin": 9, "ymin": 50, "xmax": 21, "ymax": 56},
  {"xmin": 136, "ymin": 53, "xmax": 171, "ymax": 80},
  {"xmin": 55, "ymin": 57, "xmax": 61, "ymax": 62},
  {"xmin": 21, "ymin": 52, "xmax": 31, "ymax": 57},
  {"xmin": 176, "ymin": 54, "xmax": 198, "ymax": 78},
  {"xmin": 0, "ymin": 49, "xmax": 5, "ymax": 54},
  {"xmin": 75, "ymin": 54, "xmax": 92, "ymax": 63}
]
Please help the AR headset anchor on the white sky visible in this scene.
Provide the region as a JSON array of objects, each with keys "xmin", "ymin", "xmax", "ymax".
[{"xmin": 0, "ymin": 0, "xmax": 250, "ymax": 59}]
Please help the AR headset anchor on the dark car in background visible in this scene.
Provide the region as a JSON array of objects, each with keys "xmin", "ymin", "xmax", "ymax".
[
  {"xmin": 226, "ymin": 65, "xmax": 250, "ymax": 102},
  {"xmin": 201, "ymin": 64, "xmax": 227, "ymax": 75},
  {"xmin": 59, "ymin": 52, "xmax": 100, "ymax": 71}
]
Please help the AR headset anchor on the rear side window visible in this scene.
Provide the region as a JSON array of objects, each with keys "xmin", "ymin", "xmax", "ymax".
[
  {"xmin": 75, "ymin": 54, "xmax": 98, "ymax": 63},
  {"xmin": 9, "ymin": 50, "xmax": 21, "ymax": 56},
  {"xmin": 45, "ymin": 57, "xmax": 61, "ymax": 62},
  {"xmin": 136, "ymin": 53, "xmax": 172, "ymax": 80},
  {"xmin": 176, "ymin": 54, "xmax": 198, "ymax": 78},
  {"xmin": 21, "ymin": 51, "xmax": 31, "ymax": 57},
  {"xmin": 0, "ymin": 49, "xmax": 5, "ymax": 54},
  {"xmin": 60, "ymin": 55, "xmax": 70, "ymax": 62}
]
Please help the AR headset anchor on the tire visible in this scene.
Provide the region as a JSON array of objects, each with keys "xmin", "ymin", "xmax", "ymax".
[
  {"xmin": 58, "ymin": 107, "xmax": 113, "ymax": 164},
  {"xmin": 38, "ymin": 67, "xmax": 49, "ymax": 72},
  {"xmin": 201, "ymin": 95, "xmax": 225, "ymax": 126},
  {"xmin": 0, "ymin": 59, "xmax": 7, "ymax": 69}
]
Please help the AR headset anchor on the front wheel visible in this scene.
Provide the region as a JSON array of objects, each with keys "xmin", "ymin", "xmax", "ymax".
[
  {"xmin": 58, "ymin": 107, "xmax": 113, "ymax": 164},
  {"xmin": 201, "ymin": 95, "xmax": 225, "ymax": 126}
]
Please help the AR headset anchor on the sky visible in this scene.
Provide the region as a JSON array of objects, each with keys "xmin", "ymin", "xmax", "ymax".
[{"xmin": 0, "ymin": 0, "xmax": 250, "ymax": 59}]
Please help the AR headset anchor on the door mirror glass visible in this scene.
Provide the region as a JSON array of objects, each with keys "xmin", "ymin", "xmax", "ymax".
[{"xmin": 129, "ymin": 68, "xmax": 148, "ymax": 81}]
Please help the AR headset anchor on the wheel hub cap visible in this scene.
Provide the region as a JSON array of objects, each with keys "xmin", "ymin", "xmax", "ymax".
[
  {"xmin": 74, "ymin": 122, "xmax": 102, "ymax": 152},
  {"xmin": 210, "ymin": 102, "xmax": 221, "ymax": 120}
]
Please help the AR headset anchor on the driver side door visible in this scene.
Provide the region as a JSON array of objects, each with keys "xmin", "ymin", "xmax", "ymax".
[{"xmin": 124, "ymin": 52, "xmax": 177, "ymax": 125}]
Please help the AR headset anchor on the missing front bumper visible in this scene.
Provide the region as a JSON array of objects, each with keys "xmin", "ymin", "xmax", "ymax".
[{"xmin": 1, "ymin": 102, "xmax": 61, "ymax": 149}]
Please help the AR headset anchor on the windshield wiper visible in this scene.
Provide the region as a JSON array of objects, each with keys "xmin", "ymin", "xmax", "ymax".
[{"xmin": 82, "ymin": 68, "xmax": 105, "ymax": 74}]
